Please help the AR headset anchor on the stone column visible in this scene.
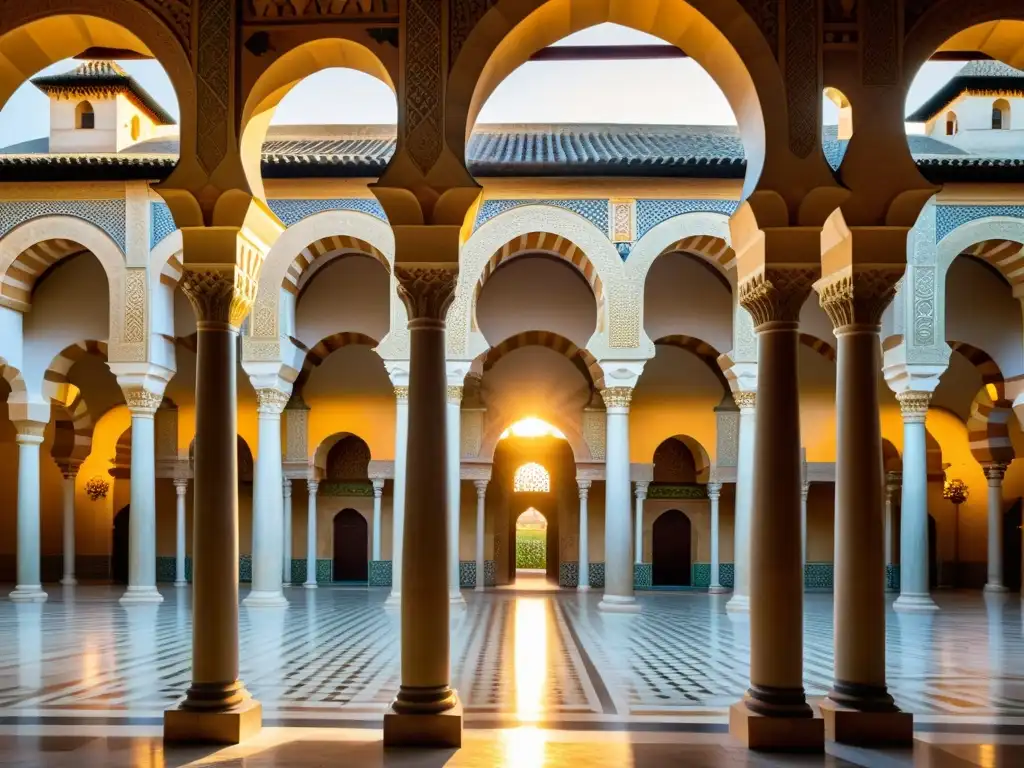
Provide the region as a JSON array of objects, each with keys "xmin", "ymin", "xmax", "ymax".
[
  {"xmin": 387, "ymin": 384, "xmax": 409, "ymax": 605},
  {"xmin": 60, "ymin": 466, "xmax": 79, "ymax": 586},
  {"xmin": 634, "ymin": 481, "xmax": 648, "ymax": 565},
  {"xmin": 174, "ymin": 479, "xmax": 188, "ymax": 587},
  {"xmin": 801, "ymin": 481, "xmax": 810, "ymax": 580},
  {"xmin": 984, "ymin": 464, "xmax": 1009, "ymax": 593},
  {"xmin": 729, "ymin": 268, "xmax": 821, "ymax": 748},
  {"xmin": 708, "ymin": 481, "xmax": 726, "ymax": 593},
  {"xmin": 817, "ymin": 270, "xmax": 911, "ymax": 744},
  {"xmin": 243, "ymin": 389, "xmax": 288, "ymax": 608},
  {"xmin": 599, "ymin": 387, "xmax": 639, "ymax": 613},
  {"xmin": 578, "ymin": 480, "xmax": 591, "ymax": 591},
  {"xmin": 727, "ymin": 392, "xmax": 756, "ymax": 612},
  {"xmin": 446, "ymin": 383, "xmax": 464, "ymax": 604},
  {"xmin": 894, "ymin": 392, "xmax": 938, "ymax": 612},
  {"xmin": 474, "ymin": 480, "xmax": 487, "ymax": 591},
  {"xmin": 120, "ymin": 389, "xmax": 164, "ymax": 604},
  {"xmin": 372, "ymin": 478, "xmax": 385, "ymax": 562},
  {"xmin": 165, "ymin": 251, "xmax": 263, "ymax": 742},
  {"xmin": 10, "ymin": 424, "xmax": 47, "ymax": 603},
  {"xmin": 885, "ymin": 472, "xmax": 901, "ymax": 592},
  {"xmin": 305, "ymin": 480, "xmax": 319, "ymax": 588},
  {"xmin": 282, "ymin": 478, "xmax": 293, "ymax": 586},
  {"xmin": 383, "ymin": 266, "xmax": 462, "ymax": 747}
]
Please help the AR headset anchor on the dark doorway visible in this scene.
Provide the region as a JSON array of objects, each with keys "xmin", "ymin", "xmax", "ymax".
[
  {"xmin": 1004, "ymin": 500, "xmax": 1022, "ymax": 592},
  {"xmin": 112, "ymin": 505, "xmax": 130, "ymax": 584},
  {"xmin": 652, "ymin": 509, "xmax": 692, "ymax": 586},
  {"xmin": 928, "ymin": 514, "xmax": 938, "ymax": 590},
  {"xmin": 333, "ymin": 508, "xmax": 368, "ymax": 582}
]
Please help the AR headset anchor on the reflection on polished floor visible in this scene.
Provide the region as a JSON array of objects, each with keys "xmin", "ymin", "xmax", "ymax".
[{"xmin": 0, "ymin": 585, "xmax": 1023, "ymax": 764}]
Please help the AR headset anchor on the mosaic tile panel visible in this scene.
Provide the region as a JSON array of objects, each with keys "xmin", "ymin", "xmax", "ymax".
[
  {"xmin": 239, "ymin": 554, "xmax": 252, "ymax": 583},
  {"xmin": 558, "ymin": 561, "xmax": 605, "ymax": 588},
  {"xmin": 268, "ymin": 198, "xmax": 388, "ymax": 226},
  {"xmin": 935, "ymin": 204, "xmax": 1024, "ymax": 242},
  {"xmin": 458, "ymin": 560, "xmax": 498, "ymax": 588},
  {"xmin": 0, "ymin": 199, "xmax": 127, "ymax": 251},
  {"xmin": 150, "ymin": 202, "xmax": 176, "ymax": 247},
  {"xmin": 474, "ymin": 198, "xmax": 609, "ymax": 234},
  {"xmin": 887, "ymin": 563, "xmax": 900, "ymax": 592},
  {"xmin": 719, "ymin": 562, "xmax": 735, "ymax": 588},
  {"xmin": 692, "ymin": 562, "xmax": 710, "ymax": 588},
  {"xmin": 805, "ymin": 562, "xmax": 833, "ymax": 590},
  {"xmin": 634, "ymin": 563, "xmax": 652, "ymax": 589},
  {"xmin": 289, "ymin": 559, "xmax": 333, "ymax": 584},
  {"xmin": 635, "ymin": 198, "xmax": 739, "ymax": 239},
  {"xmin": 369, "ymin": 559, "xmax": 391, "ymax": 587},
  {"xmin": 589, "ymin": 562, "xmax": 605, "ymax": 588}
]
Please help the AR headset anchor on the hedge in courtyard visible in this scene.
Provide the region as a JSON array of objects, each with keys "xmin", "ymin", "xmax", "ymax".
[{"xmin": 516, "ymin": 531, "xmax": 546, "ymax": 569}]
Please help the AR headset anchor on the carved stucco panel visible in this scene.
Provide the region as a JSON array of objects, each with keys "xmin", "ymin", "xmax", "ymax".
[
  {"xmin": 461, "ymin": 409, "xmax": 484, "ymax": 459},
  {"xmin": 582, "ymin": 410, "xmax": 606, "ymax": 461},
  {"xmin": 716, "ymin": 409, "xmax": 740, "ymax": 468},
  {"xmin": 285, "ymin": 407, "xmax": 308, "ymax": 462}
]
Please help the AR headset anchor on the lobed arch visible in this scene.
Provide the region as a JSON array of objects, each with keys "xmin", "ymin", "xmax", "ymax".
[
  {"xmin": 653, "ymin": 335, "xmax": 731, "ymax": 393},
  {"xmin": 293, "ymin": 332, "xmax": 380, "ymax": 396},
  {"xmin": 313, "ymin": 431, "xmax": 373, "ymax": 478},
  {"xmin": 478, "ymin": 330, "xmax": 605, "ymax": 391},
  {"xmin": 948, "ymin": 340, "xmax": 1017, "ymax": 466},
  {"xmin": 652, "ymin": 434, "xmax": 713, "ymax": 482},
  {"xmin": 627, "ymin": 211, "xmax": 735, "ymax": 285}
]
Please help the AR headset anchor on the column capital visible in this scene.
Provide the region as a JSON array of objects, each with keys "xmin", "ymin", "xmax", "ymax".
[
  {"xmin": 984, "ymin": 463, "xmax": 1008, "ymax": 482},
  {"xmin": 634, "ymin": 481, "xmax": 649, "ymax": 500},
  {"xmin": 181, "ymin": 265, "xmax": 259, "ymax": 328},
  {"xmin": 707, "ymin": 481, "xmax": 722, "ymax": 499},
  {"xmin": 738, "ymin": 267, "xmax": 818, "ymax": 328},
  {"xmin": 59, "ymin": 462, "xmax": 82, "ymax": 480},
  {"xmin": 447, "ymin": 385, "xmax": 463, "ymax": 405},
  {"xmin": 308, "ymin": 480, "xmax": 319, "ymax": 495},
  {"xmin": 815, "ymin": 267, "xmax": 902, "ymax": 331},
  {"xmin": 474, "ymin": 478, "xmax": 488, "ymax": 496},
  {"xmin": 394, "ymin": 385, "xmax": 409, "ymax": 402},
  {"xmin": 256, "ymin": 388, "xmax": 290, "ymax": 415},
  {"xmin": 801, "ymin": 480, "xmax": 811, "ymax": 499},
  {"xmin": 124, "ymin": 387, "xmax": 163, "ymax": 415},
  {"xmin": 283, "ymin": 477, "xmax": 292, "ymax": 494},
  {"xmin": 734, "ymin": 390, "xmax": 756, "ymax": 410},
  {"xmin": 896, "ymin": 391, "xmax": 931, "ymax": 423},
  {"xmin": 395, "ymin": 265, "xmax": 457, "ymax": 322},
  {"xmin": 577, "ymin": 479, "xmax": 592, "ymax": 497},
  {"xmin": 373, "ymin": 478, "xmax": 386, "ymax": 496},
  {"xmin": 601, "ymin": 386, "xmax": 634, "ymax": 410},
  {"xmin": 14, "ymin": 421, "xmax": 46, "ymax": 444}
]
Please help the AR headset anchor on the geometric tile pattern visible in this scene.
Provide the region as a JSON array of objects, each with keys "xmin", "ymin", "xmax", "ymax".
[
  {"xmin": 475, "ymin": 198, "xmax": 609, "ymax": 234},
  {"xmin": 368, "ymin": 560, "xmax": 391, "ymax": 587},
  {"xmin": 150, "ymin": 201, "xmax": 176, "ymax": 247},
  {"xmin": 267, "ymin": 198, "xmax": 388, "ymax": 226},
  {"xmin": 559, "ymin": 562, "xmax": 606, "ymax": 588},
  {"xmin": 888, "ymin": 563, "xmax": 901, "ymax": 591},
  {"xmin": 805, "ymin": 562, "xmax": 834, "ymax": 590},
  {"xmin": 936, "ymin": 204, "xmax": 1024, "ymax": 242},
  {"xmin": 289, "ymin": 559, "xmax": 333, "ymax": 584},
  {"xmin": 459, "ymin": 560, "xmax": 497, "ymax": 588},
  {"xmin": 0, "ymin": 199, "xmax": 127, "ymax": 251},
  {"xmin": 635, "ymin": 198, "xmax": 739, "ymax": 239},
  {"xmin": 634, "ymin": 562, "xmax": 653, "ymax": 589}
]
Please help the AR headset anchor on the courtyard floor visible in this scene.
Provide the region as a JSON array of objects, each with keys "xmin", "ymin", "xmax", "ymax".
[{"xmin": 0, "ymin": 577, "xmax": 1022, "ymax": 765}]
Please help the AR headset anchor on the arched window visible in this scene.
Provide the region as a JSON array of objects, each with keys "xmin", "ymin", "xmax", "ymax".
[
  {"xmin": 130, "ymin": 115, "xmax": 141, "ymax": 141},
  {"xmin": 514, "ymin": 462, "xmax": 550, "ymax": 493},
  {"xmin": 945, "ymin": 111, "xmax": 958, "ymax": 136},
  {"xmin": 76, "ymin": 101, "xmax": 95, "ymax": 130},
  {"xmin": 993, "ymin": 99, "xmax": 1010, "ymax": 130}
]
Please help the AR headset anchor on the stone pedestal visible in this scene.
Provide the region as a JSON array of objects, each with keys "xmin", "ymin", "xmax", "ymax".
[
  {"xmin": 383, "ymin": 699, "xmax": 463, "ymax": 749},
  {"xmin": 729, "ymin": 701, "xmax": 824, "ymax": 751},
  {"xmin": 819, "ymin": 699, "xmax": 913, "ymax": 746},
  {"xmin": 165, "ymin": 698, "xmax": 262, "ymax": 744}
]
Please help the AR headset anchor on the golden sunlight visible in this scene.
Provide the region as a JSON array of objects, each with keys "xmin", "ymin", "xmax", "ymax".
[
  {"xmin": 500, "ymin": 417, "xmax": 566, "ymax": 440},
  {"xmin": 514, "ymin": 597, "xmax": 548, "ymax": 723}
]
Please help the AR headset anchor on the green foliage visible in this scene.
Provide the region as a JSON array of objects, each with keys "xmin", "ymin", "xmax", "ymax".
[{"xmin": 516, "ymin": 529, "xmax": 547, "ymax": 569}]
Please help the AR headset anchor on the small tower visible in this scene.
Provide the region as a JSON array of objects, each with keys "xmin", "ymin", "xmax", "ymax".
[{"xmin": 31, "ymin": 60, "xmax": 175, "ymax": 153}]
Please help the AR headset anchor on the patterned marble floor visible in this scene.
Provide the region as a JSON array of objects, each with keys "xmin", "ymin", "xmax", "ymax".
[{"xmin": 0, "ymin": 580, "xmax": 1022, "ymax": 733}]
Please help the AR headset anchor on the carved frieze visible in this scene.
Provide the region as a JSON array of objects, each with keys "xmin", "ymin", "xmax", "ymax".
[
  {"xmin": 247, "ymin": 0, "xmax": 397, "ymax": 19},
  {"xmin": 196, "ymin": 0, "xmax": 231, "ymax": 172},
  {"xmin": 404, "ymin": 0, "xmax": 443, "ymax": 172}
]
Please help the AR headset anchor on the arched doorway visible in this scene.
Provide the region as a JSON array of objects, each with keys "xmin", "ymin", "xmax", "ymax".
[
  {"xmin": 1004, "ymin": 501, "xmax": 1022, "ymax": 592},
  {"xmin": 652, "ymin": 509, "xmax": 692, "ymax": 587},
  {"xmin": 112, "ymin": 505, "xmax": 130, "ymax": 584},
  {"xmin": 333, "ymin": 508, "xmax": 368, "ymax": 583},
  {"xmin": 515, "ymin": 508, "xmax": 547, "ymax": 575}
]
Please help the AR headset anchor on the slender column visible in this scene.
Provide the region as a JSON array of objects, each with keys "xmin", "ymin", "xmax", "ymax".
[
  {"xmin": 120, "ymin": 390, "xmax": 164, "ymax": 604},
  {"xmin": 60, "ymin": 466, "xmax": 79, "ymax": 586},
  {"xmin": 372, "ymin": 478, "xmax": 385, "ymax": 561},
  {"xmin": 708, "ymin": 481, "xmax": 726, "ymax": 593},
  {"xmin": 174, "ymin": 479, "xmax": 188, "ymax": 587},
  {"xmin": 801, "ymin": 481, "xmax": 810, "ymax": 580},
  {"xmin": 818, "ymin": 273, "xmax": 909, "ymax": 741},
  {"xmin": 383, "ymin": 266, "xmax": 461, "ymax": 746},
  {"xmin": 282, "ymin": 478, "xmax": 293, "ymax": 586},
  {"xmin": 474, "ymin": 480, "xmax": 488, "ymax": 591},
  {"xmin": 447, "ymin": 385, "xmax": 464, "ymax": 603},
  {"xmin": 165, "ymin": 258, "xmax": 262, "ymax": 741},
  {"xmin": 727, "ymin": 392, "xmax": 756, "ymax": 612},
  {"xmin": 305, "ymin": 481, "xmax": 319, "ymax": 588},
  {"xmin": 243, "ymin": 389, "xmax": 288, "ymax": 607},
  {"xmin": 984, "ymin": 464, "xmax": 1009, "ymax": 593},
  {"xmin": 885, "ymin": 472, "xmax": 901, "ymax": 593},
  {"xmin": 599, "ymin": 387, "xmax": 639, "ymax": 613},
  {"xmin": 634, "ymin": 481, "xmax": 648, "ymax": 564},
  {"xmin": 10, "ymin": 426, "xmax": 47, "ymax": 603},
  {"xmin": 387, "ymin": 385, "xmax": 409, "ymax": 604},
  {"xmin": 578, "ymin": 480, "xmax": 591, "ymax": 591},
  {"xmin": 894, "ymin": 392, "xmax": 938, "ymax": 612}
]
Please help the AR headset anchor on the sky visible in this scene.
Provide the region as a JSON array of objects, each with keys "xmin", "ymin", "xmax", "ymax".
[{"xmin": 0, "ymin": 23, "xmax": 970, "ymax": 147}]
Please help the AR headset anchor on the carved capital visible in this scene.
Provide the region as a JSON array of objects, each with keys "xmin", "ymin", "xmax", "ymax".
[
  {"xmin": 395, "ymin": 266, "xmax": 458, "ymax": 322},
  {"xmin": 601, "ymin": 386, "xmax": 633, "ymax": 410},
  {"xmin": 181, "ymin": 266, "xmax": 258, "ymax": 328},
  {"xmin": 734, "ymin": 391, "xmax": 757, "ymax": 410},
  {"xmin": 707, "ymin": 481, "xmax": 722, "ymax": 500},
  {"xmin": 372, "ymin": 478, "xmax": 386, "ymax": 496},
  {"xmin": 634, "ymin": 481, "xmax": 649, "ymax": 500},
  {"xmin": 256, "ymin": 388, "xmax": 290, "ymax": 415},
  {"xmin": 15, "ymin": 422, "xmax": 45, "ymax": 443},
  {"xmin": 474, "ymin": 479, "xmax": 489, "ymax": 496},
  {"xmin": 817, "ymin": 268, "xmax": 901, "ymax": 331},
  {"xmin": 174, "ymin": 478, "xmax": 189, "ymax": 493},
  {"xmin": 896, "ymin": 391, "xmax": 931, "ymax": 423},
  {"xmin": 124, "ymin": 388, "xmax": 163, "ymax": 414},
  {"xmin": 984, "ymin": 464, "xmax": 1008, "ymax": 482},
  {"xmin": 309, "ymin": 480, "xmax": 320, "ymax": 495},
  {"xmin": 577, "ymin": 479, "xmax": 592, "ymax": 498},
  {"xmin": 394, "ymin": 385, "xmax": 409, "ymax": 402},
  {"xmin": 739, "ymin": 268, "xmax": 818, "ymax": 328}
]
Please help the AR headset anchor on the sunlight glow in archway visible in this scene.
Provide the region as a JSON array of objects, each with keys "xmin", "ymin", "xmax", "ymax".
[{"xmin": 500, "ymin": 417, "xmax": 566, "ymax": 440}]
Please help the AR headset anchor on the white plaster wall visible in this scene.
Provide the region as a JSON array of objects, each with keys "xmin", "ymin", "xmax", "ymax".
[
  {"xmin": 294, "ymin": 256, "xmax": 391, "ymax": 349},
  {"xmin": 927, "ymin": 95, "xmax": 1024, "ymax": 151},
  {"xmin": 49, "ymin": 98, "xmax": 119, "ymax": 153},
  {"xmin": 643, "ymin": 252, "xmax": 732, "ymax": 351}
]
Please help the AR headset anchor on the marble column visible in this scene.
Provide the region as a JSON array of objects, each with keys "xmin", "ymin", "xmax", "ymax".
[
  {"xmin": 801, "ymin": 481, "xmax": 810, "ymax": 579},
  {"xmin": 243, "ymin": 389, "xmax": 288, "ymax": 608},
  {"xmin": 634, "ymin": 481, "xmax": 648, "ymax": 565},
  {"xmin": 818, "ymin": 274, "xmax": 910, "ymax": 743},
  {"xmin": 10, "ymin": 425, "xmax": 47, "ymax": 603},
  {"xmin": 165, "ymin": 256, "xmax": 262, "ymax": 742},
  {"xmin": 60, "ymin": 466, "xmax": 78, "ymax": 586},
  {"xmin": 984, "ymin": 464, "xmax": 1009, "ymax": 593},
  {"xmin": 474, "ymin": 480, "xmax": 487, "ymax": 591},
  {"xmin": 305, "ymin": 480, "xmax": 319, "ymax": 588},
  {"xmin": 447, "ymin": 384, "xmax": 464, "ymax": 603},
  {"xmin": 387, "ymin": 385, "xmax": 409, "ymax": 605},
  {"xmin": 174, "ymin": 479, "xmax": 188, "ymax": 587},
  {"xmin": 599, "ymin": 387, "xmax": 639, "ymax": 613},
  {"xmin": 885, "ymin": 472, "xmax": 901, "ymax": 593},
  {"xmin": 894, "ymin": 392, "xmax": 938, "ymax": 612},
  {"xmin": 282, "ymin": 478, "xmax": 293, "ymax": 586},
  {"xmin": 383, "ymin": 266, "xmax": 461, "ymax": 747},
  {"xmin": 727, "ymin": 392, "xmax": 756, "ymax": 612},
  {"xmin": 120, "ymin": 389, "xmax": 164, "ymax": 604},
  {"xmin": 578, "ymin": 480, "xmax": 591, "ymax": 591},
  {"xmin": 708, "ymin": 481, "xmax": 726, "ymax": 593},
  {"xmin": 372, "ymin": 478, "xmax": 385, "ymax": 562}
]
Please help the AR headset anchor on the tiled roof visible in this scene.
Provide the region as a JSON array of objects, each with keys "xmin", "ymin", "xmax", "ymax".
[
  {"xmin": 905, "ymin": 60, "xmax": 1024, "ymax": 123},
  {"xmin": 31, "ymin": 61, "xmax": 176, "ymax": 125}
]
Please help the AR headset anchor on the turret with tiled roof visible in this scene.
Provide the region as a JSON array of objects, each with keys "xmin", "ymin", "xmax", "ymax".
[
  {"xmin": 906, "ymin": 60, "xmax": 1024, "ymax": 123},
  {"xmin": 31, "ymin": 60, "xmax": 175, "ymax": 126}
]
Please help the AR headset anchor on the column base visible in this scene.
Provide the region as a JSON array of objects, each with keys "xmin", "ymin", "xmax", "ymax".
[
  {"xmin": 383, "ymin": 698, "xmax": 463, "ymax": 748},
  {"xmin": 893, "ymin": 593, "xmax": 938, "ymax": 612},
  {"xmin": 474, "ymin": 585, "xmax": 485, "ymax": 592},
  {"xmin": 385, "ymin": 592, "xmax": 401, "ymax": 609},
  {"xmin": 242, "ymin": 590, "xmax": 288, "ymax": 608},
  {"xmin": 449, "ymin": 592, "xmax": 465, "ymax": 605},
  {"xmin": 598, "ymin": 594, "xmax": 640, "ymax": 613},
  {"xmin": 984, "ymin": 583, "xmax": 1009, "ymax": 593},
  {"xmin": 577, "ymin": 584, "xmax": 591, "ymax": 592},
  {"xmin": 174, "ymin": 580, "xmax": 188, "ymax": 587},
  {"xmin": 709, "ymin": 585, "xmax": 729, "ymax": 594},
  {"xmin": 819, "ymin": 699, "xmax": 913, "ymax": 746},
  {"xmin": 164, "ymin": 697, "xmax": 262, "ymax": 744},
  {"xmin": 60, "ymin": 577, "xmax": 77, "ymax": 586},
  {"xmin": 119, "ymin": 586, "xmax": 163, "ymax": 605},
  {"xmin": 728, "ymin": 701, "xmax": 824, "ymax": 751},
  {"xmin": 726, "ymin": 593, "xmax": 749, "ymax": 613},
  {"xmin": 9, "ymin": 585, "xmax": 47, "ymax": 603},
  {"xmin": 303, "ymin": 582, "xmax": 318, "ymax": 589}
]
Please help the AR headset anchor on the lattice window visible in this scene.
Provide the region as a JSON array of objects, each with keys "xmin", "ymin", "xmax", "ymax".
[{"xmin": 514, "ymin": 462, "xmax": 550, "ymax": 493}]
